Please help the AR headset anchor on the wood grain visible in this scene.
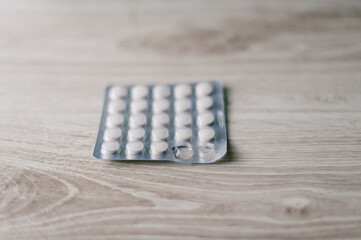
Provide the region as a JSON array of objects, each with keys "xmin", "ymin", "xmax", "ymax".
[{"xmin": 1, "ymin": 0, "xmax": 361, "ymax": 239}]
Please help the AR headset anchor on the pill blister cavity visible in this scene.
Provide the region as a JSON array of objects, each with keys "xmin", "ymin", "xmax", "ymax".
[
  {"xmin": 174, "ymin": 84, "xmax": 191, "ymax": 99},
  {"xmin": 129, "ymin": 113, "xmax": 147, "ymax": 128},
  {"xmin": 196, "ymin": 96, "xmax": 213, "ymax": 112},
  {"xmin": 197, "ymin": 111, "xmax": 214, "ymax": 127},
  {"xmin": 172, "ymin": 142, "xmax": 194, "ymax": 160},
  {"xmin": 198, "ymin": 127, "xmax": 215, "ymax": 143},
  {"xmin": 198, "ymin": 143, "xmax": 216, "ymax": 161},
  {"xmin": 128, "ymin": 127, "xmax": 146, "ymax": 141},
  {"xmin": 152, "ymin": 113, "xmax": 170, "ymax": 127},
  {"xmin": 151, "ymin": 127, "xmax": 169, "ymax": 141},
  {"xmin": 175, "ymin": 127, "xmax": 193, "ymax": 142},
  {"xmin": 109, "ymin": 86, "xmax": 127, "ymax": 99},
  {"xmin": 130, "ymin": 99, "xmax": 148, "ymax": 113},
  {"xmin": 103, "ymin": 127, "xmax": 123, "ymax": 141},
  {"xmin": 106, "ymin": 113, "xmax": 125, "ymax": 127},
  {"xmin": 152, "ymin": 99, "xmax": 170, "ymax": 113},
  {"xmin": 196, "ymin": 82, "xmax": 213, "ymax": 97},
  {"xmin": 150, "ymin": 141, "xmax": 168, "ymax": 155},
  {"xmin": 153, "ymin": 85, "xmax": 170, "ymax": 99},
  {"xmin": 101, "ymin": 141, "xmax": 120, "ymax": 155},
  {"xmin": 108, "ymin": 100, "xmax": 126, "ymax": 113},
  {"xmin": 174, "ymin": 98, "xmax": 192, "ymax": 113},
  {"xmin": 131, "ymin": 85, "xmax": 149, "ymax": 100},
  {"xmin": 174, "ymin": 113, "xmax": 192, "ymax": 128},
  {"xmin": 126, "ymin": 141, "xmax": 144, "ymax": 155}
]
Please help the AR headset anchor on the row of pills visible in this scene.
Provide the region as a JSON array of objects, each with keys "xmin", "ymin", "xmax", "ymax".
[
  {"xmin": 108, "ymin": 82, "xmax": 213, "ymax": 100},
  {"xmin": 107, "ymin": 94, "xmax": 214, "ymax": 114},
  {"xmin": 105, "ymin": 111, "xmax": 214, "ymax": 129}
]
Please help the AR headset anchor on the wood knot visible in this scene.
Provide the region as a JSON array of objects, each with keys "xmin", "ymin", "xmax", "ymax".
[{"xmin": 283, "ymin": 197, "xmax": 310, "ymax": 215}]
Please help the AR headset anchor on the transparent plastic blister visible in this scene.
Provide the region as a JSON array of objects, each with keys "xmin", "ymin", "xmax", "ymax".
[{"xmin": 93, "ymin": 81, "xmax": 227, "ymax": 163}]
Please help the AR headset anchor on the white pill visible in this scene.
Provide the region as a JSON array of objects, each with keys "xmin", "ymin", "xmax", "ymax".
[
  {"xmin": 131, "ymin": 85, "xmax": 149, "ymax": 100},
  {"xmin": 152, "ymin": 113, "xmax": 170, "ymax": 127},
  {"xmin": 130, "ymin": 99, "xmax": 148, "ymax": 113},
  {"xmin": 101, "ymin": 141, "xmax": 120, "ymax": 155},
  {"xmin": 174, "ymin": 113, "xmax": 192, "ymax": 128},
  {"xmin": 150, "ymin": 141, "xmax": 168, "ymax": 155},
  {"xmin": 152, "ymin": 99, "xmax": 170, "ymax": 113},
  {"xmin": 109, "ymin": 86, "xmax": 127, "ymax": 99},
  {"xmin": 108, "ymin": 100, "xmax": 126, "ymax": 113},
  {"xmin": 126, "ymin": 141, "xmax": 144, "ymax": 155},
  {"xmin": 129, "ymin": 113, "xmax": 147, "ymax": 128},
  {"xmin": 174, "ymin": 98, "xmax": 192, "ymax": 113},
  {"xmin": 198, "ymin": 127, "xmax": 215, "ymax": 142},
  {"xmin": 127, "ymin": 127, "xmax": 146, "ymax": 141},
  {"xmin": 153, "ymin": 85, "xmax": 170, "ymax": 99},
  {"xmin": 175, "ymin": 127, "xmax": 192, "ymax": 142},
  {"xmin": 151, "ymin": 127, "xmax": 169, "ymax": 141},
  {"xmin": 197, "ymin": 111, "xmax": 214, "ymax": 127},
  {"xmin": 106, "ymin": 113, "xmax": 125, "ymax": 127},
  {"xmin": 174, "ymin": 84, "xmax": 191, "ymax": 99},
  {"xmin": 196, "ymin": 96, "xmax": 213, "ymax": 112},
  {"xmin": 103, "ymin": 127, "xmax": 123, "ymax": 141},
  {"xmin": 195, "ymin": 82, "xmax": 213, "ymax": 97}
]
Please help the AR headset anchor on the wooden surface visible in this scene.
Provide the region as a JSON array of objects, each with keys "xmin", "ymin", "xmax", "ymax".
[{"xmin": 1, "ymin": 0, "xmax": 361, "ymax": 239}]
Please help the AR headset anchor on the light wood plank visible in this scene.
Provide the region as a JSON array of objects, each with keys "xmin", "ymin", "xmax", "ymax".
[{"xmin": 1, "ymin": 0, "xmax": 361, "ymax": 239}]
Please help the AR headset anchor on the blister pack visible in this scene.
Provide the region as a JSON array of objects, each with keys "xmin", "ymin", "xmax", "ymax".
[{"xmin": 93, "ymin": 81, "xmax": 227, "ymax": 163}]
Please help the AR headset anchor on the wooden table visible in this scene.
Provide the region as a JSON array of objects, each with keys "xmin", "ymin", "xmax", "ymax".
[{"xmin": 1, "ymin": 0, "xmax": 361, "ymax": 239}]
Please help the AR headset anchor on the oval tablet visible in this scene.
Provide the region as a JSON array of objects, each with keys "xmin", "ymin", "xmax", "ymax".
[
  {"xmin": 195, "ymin": 82, "xmax": 213, "ymax": 97},
  {"xmin": 101, "ymin": 141, "xmax": 120, "ymax": 155},
  {"xmin": 174, "ymin": 113, "xmax": 192, "ymax": 128},
  {"xmin": 150, "ymin": 141, "xmax": 168, "ymax": 155},
  {"xmin": 152, "ymin": 113, "xmax": 170, "ymax": 127},
  {"xmin": 152, "ymin": 99, "xmax": 170, "ymax": 113},
  {"xmin": 128, "ymin": 127, "xmax": 146, "ymax": 141},
  {"xmin": 198, "ymin": 127, "xmax": 215, "ymax": 142},
  {"xmin": 196, "ymin": 96, "xmax": 213, "ymax": 112},
  {"xmin": 175, "ymin": 127, "xmax": 192, "ymax": 142},
  {"xmin": 129, "ymin": 113, "xmax": 147, "ymax": 128},
  {"xmin": 108, "ymin": 100, "xmax": 126, "ymax": 113},
  {"xmin": 151, "ymin": 127, "xmax": 169, "ymax": 141},
  {"xmin": 174, "ymin": 84, "xmax": 191, "ymax": 99},
  {"xmin": 130, "ymin": 99, "xmax": 148, "ymax": 113},
  {"xmin": 126, "ymin": 141, "xmax": 144, "ymax": 155},
  {"xmin": 197, "ymin": 111, "xmax": 214, "ymax": 127},
  {"xmin": 106, "ymin": 113, "xmax": 125, "ymax": 127},
  {"xmin": 174, "ymin": 98, "xmax": 192, "ymax": 113},
  {"xmin": 131, "ymin": 85, "xmax": 149, "ymax": 100},
  {"xmin": 109, "ymin": 86, "xmax": 127, "ymax": 99},
  {"xmin": 103, "ymin": 127, "xmax": 123, "ymax": 141},
  {"xmin": 153, "ymin": 85, "xmax": 170, "ymax": 99}
]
